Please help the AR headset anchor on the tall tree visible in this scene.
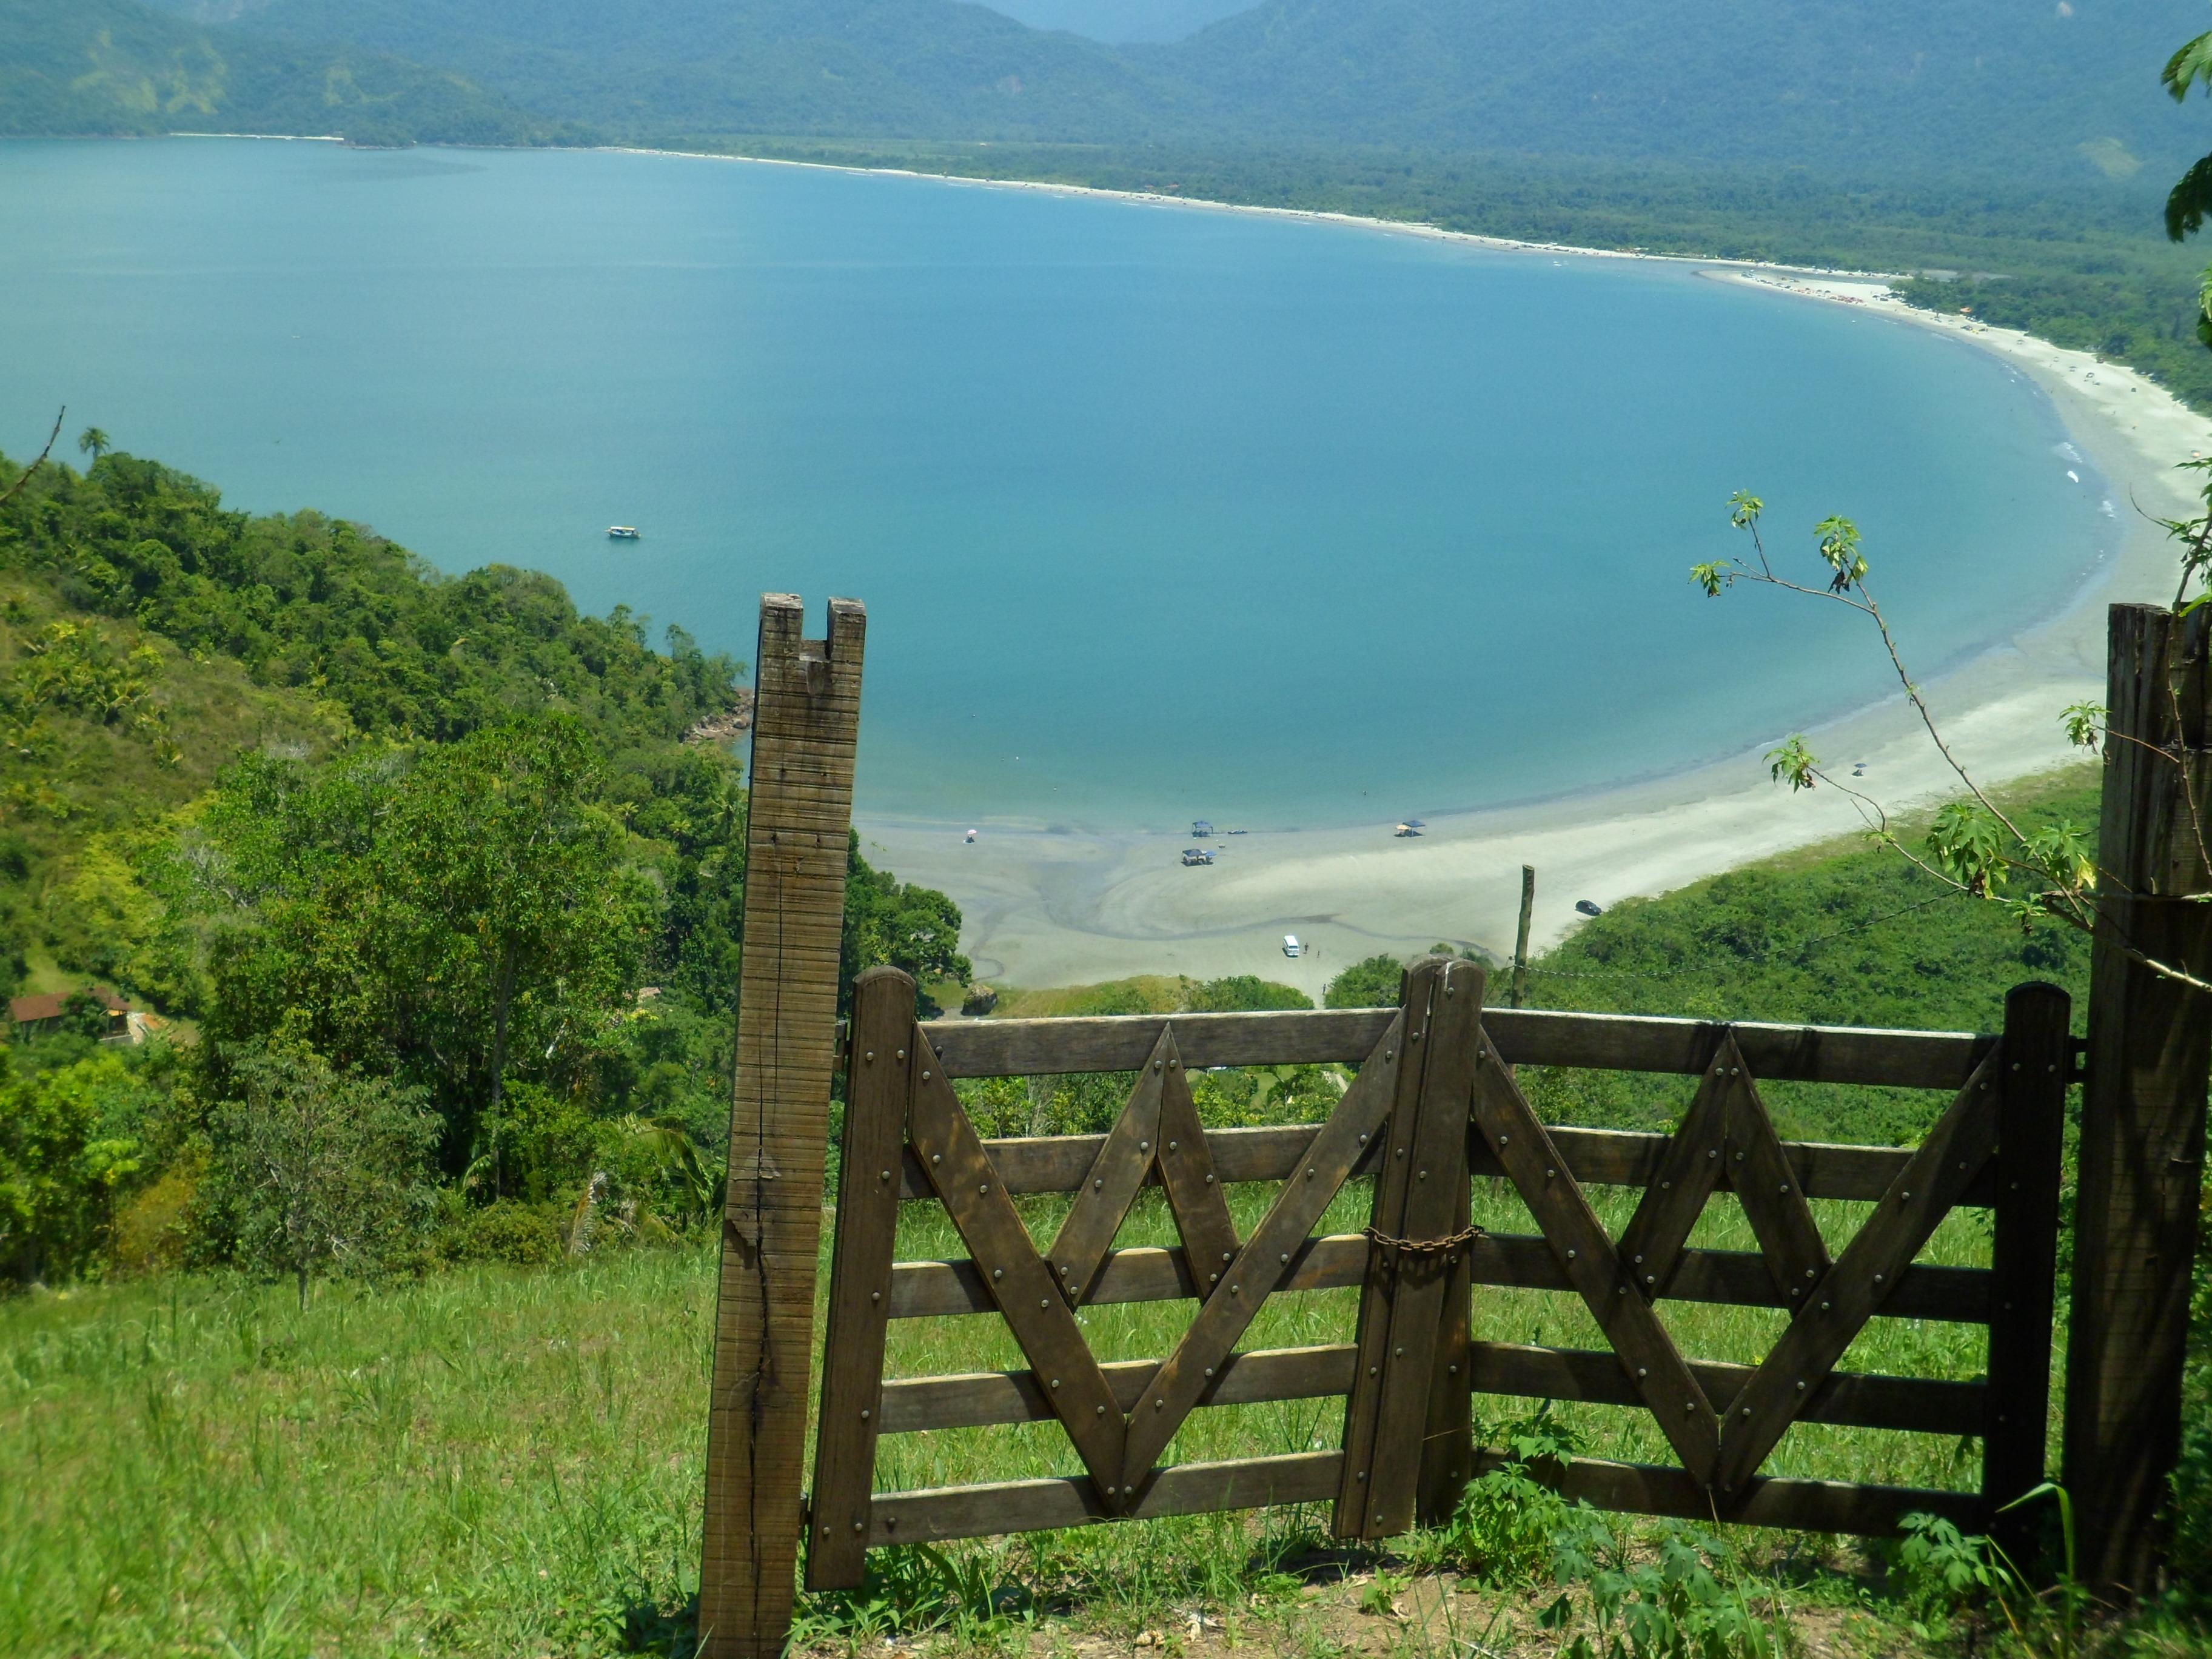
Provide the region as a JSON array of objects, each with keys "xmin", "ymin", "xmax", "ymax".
[{"xmin": 74, "ymin": 427, "xmax": 109, "ymax": 471}]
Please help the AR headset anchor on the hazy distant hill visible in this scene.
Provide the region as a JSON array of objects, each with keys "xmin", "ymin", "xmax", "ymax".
[
  {"xmin": 0, "ymin": 0, "xmax": 565, "ymax": 145},
  {"xmin": 216, "ymin": 0, "xmax": 2202, "ymax": 185},
  {"xmin": 976, "ymin": 0, "xmax": 1259, "ymax": 45},
  {"xmin": 1156, "ymin": 0, "xmax": 2196, "ymax": 181},
  {"xmin": 223, "ymin": 0, "xmax": 1186, "ymax": 142},
  {"xmin": 18, "ymin": 0, "xmax": 2208, "ymax": 192}
]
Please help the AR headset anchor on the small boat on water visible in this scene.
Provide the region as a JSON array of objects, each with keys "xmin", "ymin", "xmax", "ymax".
[{"xmin": 607, "ymin": 526, "xmax": 642, "ymax": 540}]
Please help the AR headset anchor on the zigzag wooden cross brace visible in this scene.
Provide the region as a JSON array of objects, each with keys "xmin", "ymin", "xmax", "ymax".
[
  {"xmin": 1471, "ymin": 1024, "xmax": 2004, "ymax": 1500},
  {"xmin": 1470, "ymin": 1036, "xmax": 1724, "ymax": 1486},
  {"xmin": 907, "ymin": 1013, "xmax": 1407, "ymax": 1514},
  {"xmin": 1047, "ymin": 1028, "xmax": 1241, "ymax": 1309}
]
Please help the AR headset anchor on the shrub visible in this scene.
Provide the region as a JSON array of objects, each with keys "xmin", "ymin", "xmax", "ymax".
[
  {"xmin": 106, "ymin": 1150, "xmax": 201, "ymax": 1276},
  {"xmin": 201, "ymin": 1044, "xmax": 438, "ymax": 1305},
  {"xmin": 445, "ymin": 1201, "xmax": 565, "ymax": 1266},
  {"xmin": 0, "ymin": 1053, "xmax": 149, "ymax": 1285},
  {"xmin": 1325, "ymin": 954, "xmax": 1404, "ymax": 1008}
]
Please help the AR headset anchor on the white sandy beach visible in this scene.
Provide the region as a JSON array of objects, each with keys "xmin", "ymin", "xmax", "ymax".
[{"xmin": 814, "ymin": 175, "xmax": 2212, "ymax": 998}]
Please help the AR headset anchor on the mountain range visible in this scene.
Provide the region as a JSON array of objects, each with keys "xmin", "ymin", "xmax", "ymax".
[{"xmin": 9, "ymin": 0, "xmax": 2206, "ymax": 190}]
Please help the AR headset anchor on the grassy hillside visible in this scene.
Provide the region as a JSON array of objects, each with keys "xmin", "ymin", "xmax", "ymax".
[{"xmin": 0, "ymin": 0, "xmax": 571, "ymax": 145}]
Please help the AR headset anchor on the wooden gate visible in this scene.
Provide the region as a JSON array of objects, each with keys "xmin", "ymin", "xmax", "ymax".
[{"xmin": 802, "ymin": 959, "xmax": 2071, "ymax": 1590}]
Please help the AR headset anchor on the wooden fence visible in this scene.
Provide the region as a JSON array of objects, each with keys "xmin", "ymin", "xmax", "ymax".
[
  {"xmin": 697, "ymin": 594, "xmax": 2212, "ymax": 1658},
  {"xmin": 795, "ymin": 962, "xmax": 2068, "ymax": 1586}
]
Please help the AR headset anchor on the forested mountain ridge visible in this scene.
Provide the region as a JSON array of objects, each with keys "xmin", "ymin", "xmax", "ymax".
[
  {"xmin": 0, "ymin": 0, "xmax": 574, "ymax": 146},
  {"xmin": 133, "ymin": 0, "xmax": 2206, "ymax": 187},
  {"xmin": 207, "ymin": 0, "xmax": 1182, "ymax": 144}
]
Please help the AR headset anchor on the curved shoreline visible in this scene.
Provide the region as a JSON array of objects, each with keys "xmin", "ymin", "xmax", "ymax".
[
  {"xmin": 712, "ymin": 154, "xmax": 2212, "ymax": 992},
  {"xmin": 192, "ymin": 138, "xmax": 2211, "ymax": 994}
]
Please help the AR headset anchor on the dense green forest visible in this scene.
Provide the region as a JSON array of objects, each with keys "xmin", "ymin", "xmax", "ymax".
[{"xmin": 0, "ymin": 440, "xmax": 965, "ymax": 1287}]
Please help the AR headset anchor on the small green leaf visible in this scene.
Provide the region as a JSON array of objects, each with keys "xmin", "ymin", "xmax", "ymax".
[
  {"xmin": 1766, "ymin": 736, "xmax": 1817, "ymax": 792},
  {"xmin": 1689, "ymin": 560, "xmax": 1732, "ymax": 597}
]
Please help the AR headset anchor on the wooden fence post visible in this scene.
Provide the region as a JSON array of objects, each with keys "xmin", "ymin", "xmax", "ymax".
[
  {"xmin": 1510, "ymin": 865, "xmax": 1535, "ymax": 1010},
  {"xmin": 805, "ymin": 967, "xmax": 916, "ymax": 1592},
  {"xmin": 2064, "ymin": 602, "xmax": 2212, "ymax": 1595},
  {"xmin": 700, "ymin": 595, "xmax": 866, "ymax": 1658},
  {"xmin": 1982, "ymin": 980, "xmax": 2068, "ymax": 1563}
]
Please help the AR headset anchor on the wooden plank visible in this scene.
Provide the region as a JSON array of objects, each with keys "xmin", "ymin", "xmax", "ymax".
[
  {"xmin": 920, "ymin": 1007, "xmax": 1986, "ymax": 1088},
  {"xmin": 1045, "ymin": 1038, "xmax": 1165, "ymax": 1307},
  {"xmin": 1419, "ymin": 1127, "xmax": 1477, "ymax": 1526},
  {"xmin": 1464, "ymin": 1341, "xmax": 1987, "ymax": 1436},
  {"xmin": 700, "ymin": 594, "xmax": 865, "ymax": 1659},
  {"xmin": 1612, "ymin": 1062, "xmax": 1729, "ymax": 1300},
  {"xmin": 879, "ymin": 1344, "xmax": 1358, "ymax": 1433},
  {"xmin": 1985, "ymin": 984, "xmax": 2070, "ymax": 1562},
  {"xmin": 1336, "ymin": 964, "xmax": 1430, "ymax": 1535},
  {"xmin": 1717, "ymin": 1051, "xmax": 2002, "ymax": 1493},
  {"xmin": 1470, "ymin": 1048, "xmax": 1723, "ymax": 1487},
  {"xmin": 862, "ymin": 1448, "xmax": 1981, "ymax": 1547},
  {"xmin": 905, "ymin": 1121, "xmax": 1992, "ymax": 1205},
  {"xmin": 907, "ymin": 1033, "xmax": 1130, "ymax": 1509},
  {"xmin": 922, "ymin": 1009, "xmax": 1395, "ymax": 1076},
  {"xmin": 1401, "ymin": 965, "xmax": 1483, "ymax": 1530},
  {"xmin": 1492, "ymin": 1450, "xmax": 1988, "ymax": 1537},
  {"xmin": 890, "ymin": 1233, "xmax": 1989, "ymax": 1323},
  {"xmin": 1119, "ymin": 1014, "xmax": 1407, "ymax": 1495},
  {"xmin": 803, "ymin": 969, "xmax": 913, "ymax": 1592},
  {"xmin": 1342, "ymin": 959, "xmax": 1484, "ymax": 1537},
  {"xmin": 1156, "ymin": 1043, "xmax": 1242, "ymax": 1293},
  {"xmin": 1722, "ymin": 1047, "xmax": 1833, "ymax": 1310},
  {"xmin": 868, "ymin": 1452, "xmax": 1344, "ymax": 1547},
  {"xmin": 2066, "ymin": 603, "xmax": 2212, "ymax": 1597}
]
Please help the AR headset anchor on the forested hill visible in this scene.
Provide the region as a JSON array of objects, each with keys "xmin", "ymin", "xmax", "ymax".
[
  {"xmin": 65, "ymin": 0, "xmax": 2206, "ymax": 190},
  {"xmin": 0, "ymin": 0, "xmax": 570, "ymax": 146},
  {"xmin": 0, "ymin": 437, "xmax": 967, "ymax": 1207}
]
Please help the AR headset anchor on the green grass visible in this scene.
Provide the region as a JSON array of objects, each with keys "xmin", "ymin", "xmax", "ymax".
[
  {"xmin": 1, "ymin": 1252, "xmax": 714, "ymax": 1657},
  {"xmin": 1, "ymin": 1083, "xmax": 2000, "ymax": 1658}
]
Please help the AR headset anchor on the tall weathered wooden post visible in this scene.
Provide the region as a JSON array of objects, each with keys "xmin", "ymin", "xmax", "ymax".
[
  {"xmin": 699, "ymin": 595, "xmax": 866, "ymax": 1658},
  {"xmin": 2065, "ymin": 602, "xmax": 2212, "ymax": 1594}
]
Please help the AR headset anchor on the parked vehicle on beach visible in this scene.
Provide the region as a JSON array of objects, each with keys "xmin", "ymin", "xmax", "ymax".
[
  {"xmin": 1182, "ymin": 847, "xmax": 1214, "ymax": 866},
  {"xmin": 1575, "ymin": 899, "xmax": 1603, "ymax": 917},
  {"xmin": 1282, "ymin": 934, "xmax": 1302, "ymax": 957}
]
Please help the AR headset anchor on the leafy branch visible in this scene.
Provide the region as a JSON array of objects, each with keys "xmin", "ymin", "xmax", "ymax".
[
  {"xmin": 0, "ymin": 409, "xmax": 65, "ymax": 513},
  {"xmin": 1692, "ymin": 491, "xmax": 2212, "ymax": 998}
]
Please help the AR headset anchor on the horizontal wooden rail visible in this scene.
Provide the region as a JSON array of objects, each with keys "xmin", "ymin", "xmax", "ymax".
[
  {"xmin": 917, "ymin": 1007, "xmax": 1989, "ymax": 1089},
  {"xmin": 877, "ymin": 1339, "xmax": 1981, "ymax": 1438},
  {"xmin": 897, "ymin": 1122, "xmax": 1996, "ymax": 1207},
  {"xmin": 1464, "ymin": 1341, "xmax": 1985, "ymax": 1436},
  {"xmin": 888, "ymin": 1234, "xmax": 1988, "ymax": 1323},
  {"xmin": 880, "ymin": 1343, "xmax": 1356, "ymax": 1433},
  {"xmin": 851, "ymin": 1449, "xmax": 1982, "ymax": 1545}
]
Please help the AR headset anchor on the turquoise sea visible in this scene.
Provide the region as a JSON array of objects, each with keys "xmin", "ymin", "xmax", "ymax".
[{"xmin": 0, "ymin": 139, "xmax": 2111, "ymax": 830}]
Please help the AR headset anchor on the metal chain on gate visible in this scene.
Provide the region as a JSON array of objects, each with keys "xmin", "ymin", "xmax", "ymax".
[{"xmin": 1361, "ymin": 1220, "xmax": 1484, "ymax": 1259}]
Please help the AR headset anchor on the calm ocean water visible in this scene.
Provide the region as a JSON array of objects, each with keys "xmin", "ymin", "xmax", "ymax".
[{"xmin": 0, "ymin": 139, "xmax": 2111, "ymax": 830}]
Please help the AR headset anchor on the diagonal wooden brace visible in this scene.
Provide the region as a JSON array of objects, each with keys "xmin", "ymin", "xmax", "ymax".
[
  {"xmin": 1719, "ymin": 1041, "xmax": 1832, "ymax": 1312},
  {"xmin": 908, "ymin": 1029, "xmax": 1133, "ymax": 1509},
  {"xmin": 1715, "ymin": 1048, "xmax": 2002, "ymax": 1493},
  {"xmin": 1469, "ymin": 1041, "xmax": 1723, "ymax": 1488},
  {"xmin": 1156, "ymin": 1038, "xmax": 1242, "ymax": 1290},
  {"xmin": 1614, "ymin": 1061, "xmax": 1731, "ymax": 1301},
  {"xmin": 1048, "ymin": 1033, "xmax": 1168, "ymax": 1306},
  {"xmin": 1117, "ymin": 1012, "xmax": 1407, "ymax": 1495}
]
